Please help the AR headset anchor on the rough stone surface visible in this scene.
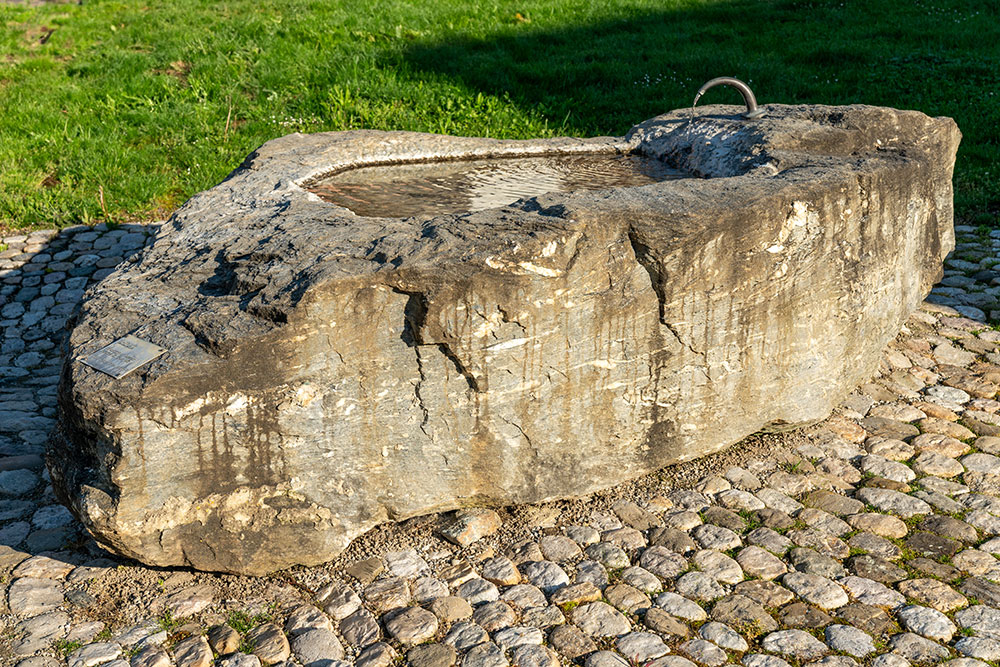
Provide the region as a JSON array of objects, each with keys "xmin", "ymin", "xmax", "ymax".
[
  {"xmin": 825, "ymin": 625, "xmax": 875, "ymax": 657},
  {"xmin": 208, "ymin": 625, "xmax": 241, "ymax": 655},
  {"xmin": 888, "ymin": 632, "xmax": 949, "ymax": 662},
  {"xmin": 439, "ymin": 509, "xmax": 502, "ymax": 547},
  {"xmin": 66, "ymin": 643, "xmax": 122, "ymax": 667},
  {"xmin": 49, "ymin": 105, "xmax": 960, "ymax": 573},
  {"xmin": 760, "ymin": 629, "xmax": 829, "ymax": 661},
  {"xmin": 896, "ymin": 605, "xmax": 956, "ymax": 642},
  {"xmin": 782, "ymin": 572, "xmax": 848, "ymax": 610},
  {"xmin": 173, "ymin": 635, "xmax": 213, "ymax": 667},
  {"xmin": 386, "ymin": 607, "xmax": 439, "ymax": 646},
  {"xmin": 700, "ymin": 621, "xmax": 748, "ymax": 651},
  {"xmin": 617, "ymin": 631, "xmax": 670, "ymax": 661},
  {"xmin": 711, "ymin": 594, "xmax": 778, "ymax": 635},
  {"xmin": 549, "ymin": 625, "xmax": 597, "ymax": 659},
  {"xmin": 408, "ymin": 644, "xmax": 456, "ymax": 667},
  {"xmin": 463, "ymin": 643, "xmax": 506, "ymax": 667},
  {"xmin": 291, "ymin": 628, "xmax": 344, "ymax": 664},
  {"xmin": 572, "ymin": 601, "xmax": 631, "ymax": 637},
  {"xmin": 679, "ymin": 639, "xmax": 727, "ymax": 666},
  {"xmin": 247, "ymin": 623, "xmax": 291, "ymax": 664}
]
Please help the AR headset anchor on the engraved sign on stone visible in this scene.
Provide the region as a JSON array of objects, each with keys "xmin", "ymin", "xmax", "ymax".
[{"xmin": 80, "ymin": 335, "xmax": 166, "ymax": 379}]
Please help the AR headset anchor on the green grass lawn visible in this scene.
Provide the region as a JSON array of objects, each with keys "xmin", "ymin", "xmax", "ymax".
[{"xmin": 1, "ymin": 0, "xmax": 998, "ymax": 230}]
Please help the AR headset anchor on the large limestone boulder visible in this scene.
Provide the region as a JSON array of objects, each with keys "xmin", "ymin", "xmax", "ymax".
[{"xmin": 50, "ymin": 105, "xmax": 960, "ymax": 574}]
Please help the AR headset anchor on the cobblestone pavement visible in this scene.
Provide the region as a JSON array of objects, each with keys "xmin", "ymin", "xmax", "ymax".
[{"xmin": 5, "ymin": 223, "xmax": 1000, "ymax": 667}]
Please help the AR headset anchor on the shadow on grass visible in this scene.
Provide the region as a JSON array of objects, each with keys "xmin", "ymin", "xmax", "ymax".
[{"xmin": 403, "ymin": 0, "xmax": 999, "ymax": 219}]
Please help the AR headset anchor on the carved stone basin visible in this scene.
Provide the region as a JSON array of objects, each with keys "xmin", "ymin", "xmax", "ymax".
[
  {"xmin": 305, "ymin": 152, "xmax": 688, "ymax": 218},
  {"xmin": 50, "ymin": 104, "xmax": 960, "ymax": 574}
]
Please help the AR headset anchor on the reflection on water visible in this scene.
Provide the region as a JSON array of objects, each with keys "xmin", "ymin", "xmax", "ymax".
[{"xmin": 307, "ymin": 152, "xmax": 687, "ymax": 218}]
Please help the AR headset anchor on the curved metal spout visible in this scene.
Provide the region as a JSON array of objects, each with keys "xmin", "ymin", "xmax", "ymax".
[{"xmin": 692, "ymin": 77, "xmax": 764, "ymax": 119}]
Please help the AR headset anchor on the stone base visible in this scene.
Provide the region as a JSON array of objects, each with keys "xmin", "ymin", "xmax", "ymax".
[{"xmin": 49, "ymin": 104, "xmax": 960, "ymax": 574}]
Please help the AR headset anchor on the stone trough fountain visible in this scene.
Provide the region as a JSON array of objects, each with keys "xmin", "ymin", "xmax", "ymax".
[{"xmin": 49, "ymin": 100, "xmax": 960, "ymax": 574}]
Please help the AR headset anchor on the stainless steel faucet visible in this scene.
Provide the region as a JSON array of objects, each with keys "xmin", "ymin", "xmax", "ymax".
[{"xmin": 692, "ymin": 77, "xmax": 764, "ymax": 119}]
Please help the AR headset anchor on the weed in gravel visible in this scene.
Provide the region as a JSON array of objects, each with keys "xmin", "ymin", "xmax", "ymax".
[
  {"xmin": 54, "ymin": 639, "xmax": 83, "ymax": 657},
  {"xmin": 558, "ymin": 600, "xmax": 580, "ymax": 615},
  {"xmin": 226, "ymin": 609, "xmax": 272, "ymax": 635},
  {"xmin": 156, "ymin": 609, "xmax": 183, "ymax": 634},
  {"xmin": 737, "ymin": 510, "xmax": 761, "ymax": 532}
]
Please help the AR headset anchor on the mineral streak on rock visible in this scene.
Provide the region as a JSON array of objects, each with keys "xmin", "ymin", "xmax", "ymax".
[{"xmin": 49, "ymin": 104, "xmax": 960, "ymax": 574}]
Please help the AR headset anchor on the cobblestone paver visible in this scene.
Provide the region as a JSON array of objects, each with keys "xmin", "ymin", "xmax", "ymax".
[{"xmin": 6, "ymin": 223, "xmax": 1000, "ymax": 667}]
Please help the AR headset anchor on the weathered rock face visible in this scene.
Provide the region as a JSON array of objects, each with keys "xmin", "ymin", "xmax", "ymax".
[{"xmin": 49, "ymin": 105, "xmax": 960, "ymax": 574}]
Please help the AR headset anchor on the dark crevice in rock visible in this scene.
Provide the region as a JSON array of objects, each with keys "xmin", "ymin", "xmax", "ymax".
[
  {"xmin": 246, "ymin": 302, "xmax": 288, "ymax": 325},
  {"xmin": 564, "ymin": 234, "xmax": 586, "ymax": 274},
  {"xmin": 198, "ymin": 251, "xmax": 242, "ymax": 297},
  {"xmin": 398, "ymin": 289, "xmax": 428, "ymax": 347},
  {"xmin": 518, "ymin": 201, "xmax": 569, "ymax": 218},
  {"xmin": 397, "ymin": 289, "xmax": 480, "ymax": 393},
  {"xmin": 365, "ymin": 236, "xmax": 405, "ymax": 268},
  {"xmin": 435, "ymin": 342, "xmax": 481, "ymax": 393},
  {"xmin": 626, "ymin": 228, "xmax": 706, "ymax": 365},
  {"xmin": 626, "ymin": 228, "xmax": 665, "ymax": 320},
  {"xmin": 186, "ymin": 249, "xmax": 292, "ymax": 355},
  {"xmin": 369, "ymin": 251, "xmax": 403, "ymax": 268},
  {"xmin": 179, "ymin": 316, "xmax": 223, "ymax": 358},
  {"xmin": 198, "ymin": 249, "xmax": 281, "ymax": 302}
]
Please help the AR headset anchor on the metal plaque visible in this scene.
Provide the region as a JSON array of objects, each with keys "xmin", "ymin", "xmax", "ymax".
[{"xmin": 80, "ymin": 335, "xmax": 166, "ymax": 379}]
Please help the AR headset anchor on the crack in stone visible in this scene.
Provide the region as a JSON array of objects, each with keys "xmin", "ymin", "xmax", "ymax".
[
  {"xmin": 177, "ymin": 314, "xmax": 221, "ymax": 358},
  {"xmin": 412, "ymin": 345, "xmax": 432, "ymax": 439},
  {"xmin": 663, "ymin": 320, "xmax": 705, "ymax": 360},
  {"xmin": 500, "ymin": 415, "xmax": 536, "ymax": 455},
  {"xmin": 495, "ymin": 305, "xmax": 528, "ymax": 336},
  {"xmin": 397, "ymin": 288, "xmax": 481, "ymax": 394},
  {"xmin": 564, "ymin": 233, "xmax": 585, "ymax": 273},
  {"xmin": 434, "ymin": 342, "xmax": 481, "ymax": 393},
  {"xmin": 626, "ymin": 228, "xmax": 665, "ymax": 320},
  {"xmin": 396, "ymin": 288, "xmax": 482, "ymax": 441},
  {"xmin": 626, "ymin": 229, "xmax": 706, "ymax": 362}
]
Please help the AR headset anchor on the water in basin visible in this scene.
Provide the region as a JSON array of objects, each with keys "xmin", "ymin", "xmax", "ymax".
[{"xmin": 307, "ymin": 152, "xmax": 687, "ymax": 218}]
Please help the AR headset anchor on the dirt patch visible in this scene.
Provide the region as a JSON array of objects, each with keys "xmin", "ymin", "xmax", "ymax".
[
  {"xmin": 19, "ymin": 24, "xmax": 56, "ymax": 47},
  {"xmin": 154, "ymin": 60, "xmax": 190, "ymax": 85},
  {"xmin": 79, "ymin": 559, "xmax": 302, "ymax": 631}
]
